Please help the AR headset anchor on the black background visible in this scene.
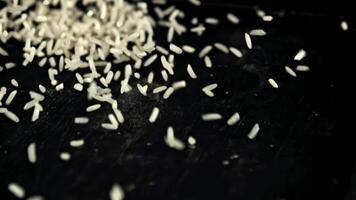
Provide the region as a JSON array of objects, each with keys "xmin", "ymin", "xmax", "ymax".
[{"xmin": 0, "ymin": 0, "xmax": 352, "ymax": 200}]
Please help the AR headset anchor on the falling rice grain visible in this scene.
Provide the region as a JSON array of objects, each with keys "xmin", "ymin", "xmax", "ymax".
[
  {"xmin": 248, "ymin": 123, "xmax": 260, "ymax": 139},
  {"xmin": 296, "ymin": 65, "xmax": 310, "ymax": 72},
  {"xmin": 153, "ymin": 86, "xmax": 167, "ymax": 94},
  {"xmin": 86, "ymin": 104, "xmax": 101, "ymax": 112},
  {"xmin": 74, "ymin": 117, "xmax": 89, "ymax": 124},
  {"xmin": 245, "ymin": 33, "xmax": 252, "ymax": 49},
  {"xmin": 27, "ymin": 143, "xmax": 36, "ymax": 163},
  {"xmin": 110, "ymin": 184, "xmax": 125, "ymax": 200},
  {"xmin": 70, "ymin": 139, "xmax": 84, "ymax": 147},
  {"xmin": 204, "ymin": 56, "xmax": 212, "ymax": 68},
  {"xmin": 226, "ymin": 13, "xmax": 240, "ymax": 24},
  {"xmin": 229, "ymin": 47, "xmax": 243, "ymax": 58},
  {"xmin": 285, "ymin": 66, "xmax": 297, "ymax": 77},
  {"xmin": 227, "ymin": 112, "xmax": 240, "ymax": 126},
  {"xmin": 294, "ymin": 49, "xmax": 306, "ymax": 61},
  {"xmin": 8, "ymin": 183, "xmax": 25, "ymax": 199},
  {"xmin": 149, "ymin": 107, "xmax": 160, "ymax": 123},
  {"xmin": 163, "ymin": 87, "xmax": 174, "ymax": 99},
  {"xmin": 201, "ymin": 113, "xmax": 222, "ymax": 121},
  {"xmin": 187, "ymin": 64, "xmax": 197, "ymax": 79},
  {"xmin": 268, "ymin": 78, "xmax": 278, "ymax": 88}
]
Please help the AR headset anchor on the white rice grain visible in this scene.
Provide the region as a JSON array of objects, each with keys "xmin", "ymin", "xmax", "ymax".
[
  {"xmin": 60, "ymin": 152, "xmax": 71, "ymax": 161},
  {"xmin": 73, "ymin": 83, "xmax": 83, "ymax": 92},
  {"xmin": 204, "ymin": 56, "xmax": 212, "ymax": 68},
  {"xmin": 248, "ymin": 123, "xmax": 260, "ymax": 139},
  {"xmin": 172, "ymin": 80, "xmax": 186, "ymax": 90},
  {"xmin": 161, "ymin": 70, "xmax": 169, "ymax": 82},
  {"xmin": 227, "ymin": 112, "xmax": 240, "ymax": 126},
  {"xmin": 144, "ymin": 54, "xmax": 158, "ymax": 67},
  {"xmin": 187, "ymin": 64, "xmax": 197, "ymax": 79},
  {"xmin": 160, "ymin": 56, "xmax": 174, "ymax": 75},
  {"xmin": 182, "ymin": 45, "xmax": 195, "ymax": 53},
  {"xmin": 163, "ymin": 87, "xmax": 174, "ymax": 99},
  {"xmin": 294, "ymin": 49, "xmax": 306, "ymax": 61},
  {"xmin": 11, "ymin": 79, "xmax": 19, "ymax": 87},
  {"xmin": 188, "ymin": 0, "xmax": 201, "ymax": 6},
  {"xmin": 169, "ymin": 43, "xmax": 183, "ymax": 54},
  {"xmin": 199, "ymin": 45, "xmax": 213, "ymax": 58},
  {"xmin": 214, "ymin": 43, "xmax": 229, "ymax": 53},
  {"xmin": 296, "ymin": 65, "xmax": 310, "ymax": 72},
  {"xmin": 38, "ymin": 57, "xmax": 47, "ymax": 67},
  {"xmin": 268, "ymin": 78, "xmax": 278, "ymax": 89},
  {"xmin": 285, "ymin": 66, "xmax": 297, "ymax": 77},
  {"xmin": 262, "ymin": 15, "xmax": 273, "ymax": 21},
  {"xmin": 229, "ymin": 47, "xmax": 243, "ymax": 58},
  {"xmin": 8, "ymin": 183, "xmax": 25, "ymax": 199},
  {"xmin": 249, "ymin": 29, "xmax": 266, "ymax": 36},
  {"xmin": 201, "ymin": 113, "xmax": 222, "ymax": 121},
  {"xmin": 147, "ymin": 72, "xmax": 154, "ymax": 84},
  {"xmin": 86, "ymin": 104, "xmax": 101, "ymax": 112},
  {"xmin": 341, "ymin": 20, "xmax": 348, "ymax": 31},
  {"xmin": 153, "ymin": 86, "xmax": 167, "ymax": 94},
  {"xmin": 74, "ymin": 117, "xmax": 89, "ymax": 124},
  {"xmin": 205, "ymin": 18, "xmax": 219, "ymax": 25},
  {"xmin": 226, "ymin": 13, "xmax": 240, "ymax": 24},
  {"xmin": 55, "ymin": 83, "xmax": 64, "ymax": 91},
  {"xmin": 5, "ymin": 90, "xmax": 17, "ymax": 105},
  {"xmin": 27, "ymin": 142, "xmax": 36, "ymax": 163},
  {"xmin": 38, "ymin": 84, "xmax": 46, "ymax": 93},
  {"xmin": 110, "ymin": 184, "xmax": 125, "ymax": 200},
  {"xmin": 165, "ymin": 126, "xmax": 185, "ymax": 150},
  {"xmin": 245, "ymin": 33, "xmax": 252, "ymax": 49},
  {"xmin": 137, "ymin": 84, "xmax": 148, "ymax": 96},
  {"xmin": 202, "ymin": 83, "xmax": 217, "ymax": 97},
  {"xmin": 70, "ymin": 139, "xmax": 84, "ymax": 147},
  {"xmin": 149, "ymin": 107, "xmax": 160, "ymax": 123},
  {"xmin": 4, "ymin": 110, "xmax": 20, "ymax": 123},
  {"xmin": 5, "ymin": 62, "xmax": 16, "ymax": 69},
  {"xmin": 188, "ymin": 136, "xmax": 196, "ymax": 145}
]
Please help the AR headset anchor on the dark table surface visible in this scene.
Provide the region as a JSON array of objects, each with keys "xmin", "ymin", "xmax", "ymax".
[{"xmin": 0, "ymin": 1, "xmax": 351, "ymax": 200}]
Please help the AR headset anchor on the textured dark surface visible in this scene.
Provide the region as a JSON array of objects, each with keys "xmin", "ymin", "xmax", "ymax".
[{"xmin": 0, "ymin": 1, "xmax": 351, "ymax": 200}]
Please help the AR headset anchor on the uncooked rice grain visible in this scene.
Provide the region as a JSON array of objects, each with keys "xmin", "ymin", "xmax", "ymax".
[
  {"xmin": 137, "ymin": 84, "xmax": 148, "ymax": 96},
  {"xmin": 268, "ymin": 78, "xmax": 278, "ymax": 88},
  {"xmin": 214, "ymin": 43, "xmax": 229, "ymax": 53},
  {"xmin": 5, "ymin": 90, "xmax": 17, "ymax": 105},
  {"xmin": 74, "ymin": 117, "xmax": 89, "ymax": 124},
  {"xmin": 163, "ymin": 87, "xmax": 174, "ymax": 99},
  {"xmin": 199, "ymin": 45, "xmax": 213, "ymax": 58},
  {"xmin": 245, "ymin": 33, "xmax": 252, "ymax": 49},
  {"xmin": 294, "ymin": 49, "xmax": 306, "ymax": 61},
  {"xmin": 86, "ymin": 104, "xmax": 101, "ymax": 112},
  {"xmin": 153, "ymin": 86, "xmax": 167, "ymax": 94},
  {"xmin": 144, "ymin": 54, "xmax": 158, "ymax": 67},
  {"xmin": 227, "ymin": 112, "xmax": 240, "ymax": 126},
  {"xmin": 165, "ymin": 126, "xmax": 185, "ymax": 150},
  {"xmin": 188, "ymin": 0, "xmax": 201, "ymax": 6},
  {"xmin": 201, "ymin": 113, "xmax": 222, "ymax": 121},
  {"xmin": 60, "ymin": 152, "xmax": 71, "ymax": 161},
  {"xmin": 204, "ymin": 56, "xmax": 212, "ymax": 68},
  {"xmin": 248, "ymin": 123, "xmax": 260, "ymax": 139},
  {"xmin": 11, "ymin": 79, "xmax": 19, "ymax": 87},
  {"xmin": 249, "ymin": 29, "xmax": 266, "ymax": 36},
  {"xmin": 5, "ymin": 62, "xmax": 16, "ymax": 69},
  {"xmin": 70, "ymin": 139, "xmax": 84, "ymax": 147},
  {"xmin": 27, "ymin": 143, "xmax": 36, "ymax": 163},
  {"xmin": 147, "ymin": 72, "xmax": 154, "ymax": 84},
  {"xmin": 296, "ymin": 65, "xmax": 310, "ymax": 72},
  {"xmin": 110, "ymin": 184, "xmax": 125, "ymax": 200},
  {"xmin": 169, "ymin": 43, "xmax": 183, "ymax": 54},
  {"xmin": 73, "ymin": 83, "xmax": 83, "ymax": 92},
  {"xmin": 229, "ymin": 47, "xmax": 243, "ymax": 58},
  {"xmin": 284, "ymin": 66, "xmax": 297, "ymax": 77},
  {"xmin": 4, "ymin": 110, "xmax": 20, "ymax": 123},
  {"xmin": 188, "ymin": 136, "xmax": 196, "ymax": 145},
  {"xmin": 202, "ymin": 83, "xmax": 217, "ymax": 97},
  {"xmin": 8, "ymin": 183, "xmax": 25, "ymax": 199},
  {"xmin": 187, "ymin": 64, "xmax": 197, "ymax": 79},
  {"xmin": 205, "ymin": 17, "xmax": 219, "ymax": 25},
  {"xmin": 341, "ymin": 20, "xmax": 348, "ymax": 31},
  {"xmin": 55, "ymin": 83, "xmax": 64, "ymax": 91},
  {"xmin": 161, "ymin": 70, "xmax": 169, "ymax": 82},
  {"xmin": 149, "ymin": 107, "xmax": 160, "ymax": 123},
  {"xmin": 226, "ymin": 13, "xmax": 240, "ymax": 24},
  {"xmin": 182, "ymin": 45, "xmax": 196, "ymax": 53}
]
